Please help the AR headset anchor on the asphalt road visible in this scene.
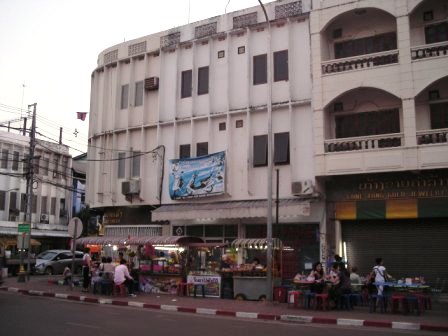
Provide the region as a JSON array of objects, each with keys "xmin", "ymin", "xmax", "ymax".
[{"xmin": 0, "ymin": 292, "xmax": 437, "ymax": 336}]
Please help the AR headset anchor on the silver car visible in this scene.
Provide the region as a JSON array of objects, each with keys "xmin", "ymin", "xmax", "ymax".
[{"xmin": 34, "ymin": 250, "xmax": 84, "ymax": 275}]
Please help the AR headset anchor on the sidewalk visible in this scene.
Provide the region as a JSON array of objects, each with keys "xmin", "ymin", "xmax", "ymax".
[{"xmin": 1, "ymin": 275, "xmax": 448, "ymax": 333}]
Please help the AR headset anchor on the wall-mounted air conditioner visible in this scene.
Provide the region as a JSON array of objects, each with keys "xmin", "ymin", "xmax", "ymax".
[
  {"xmin": 291, "ymin": 180, "xmax": 314, "ymax": 196},
  {"xmin": 122, "ymin": 179, "xmax": 141, "ymax": 195},
  {"xmin": 145, "ymin": 77, "xmax": 159, "ymax": 90}
]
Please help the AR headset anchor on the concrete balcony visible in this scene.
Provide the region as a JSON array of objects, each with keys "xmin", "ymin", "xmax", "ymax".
[
  {"xmin": 416, "ymin": 128, "xmax": 448, "ymax": 170},
  {"xmin": 411, "ymin": 41, "xmax": 448, "ymax": 61}
]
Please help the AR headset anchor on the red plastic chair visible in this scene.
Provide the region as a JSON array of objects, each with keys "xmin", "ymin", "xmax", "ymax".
[
  {"xmin": 287, "ymin": 290, "xmax": 304, "ymax": 308},
  {"xmin": 113, "ymin": 283, "xmax": 126, "ymax": 296},
  {"xmin": 314, "ymin": 293, "xmax": 329, "ymax": 310}
]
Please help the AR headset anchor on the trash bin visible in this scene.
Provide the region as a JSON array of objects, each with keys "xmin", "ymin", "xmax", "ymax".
[{"xmin": 273, "ymin": 286, "xmax": 287, "ymax": 303}]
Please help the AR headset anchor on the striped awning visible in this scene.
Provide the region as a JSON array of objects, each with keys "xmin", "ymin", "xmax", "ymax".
[
  {"xmin": 76, "ymin": 235, "xmax": 204, "ymax": 246},
  {"xmin": 152, "ymin": 199, "xmax": 316, "ymax": 221},
  {"xmin": 231, "ymin": 238, "xmax": 283, "ymax": 250}
]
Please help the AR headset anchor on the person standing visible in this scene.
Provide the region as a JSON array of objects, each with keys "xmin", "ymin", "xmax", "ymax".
[
  {"xmin": 114, "ymin": 259, "xmax": 136, "ymax": 297},
  {"xmin": 82, "ymin": 247, "xmax": 92, "ymax": 292},
  {"xmin": 373, "ymin": 257, "xmax": 390, "ymax": 296}
]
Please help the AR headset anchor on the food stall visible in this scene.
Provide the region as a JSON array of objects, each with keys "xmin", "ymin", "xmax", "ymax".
[{"xmin": 230, "ymin": 238, "xmax": 283, "ymax": 301}]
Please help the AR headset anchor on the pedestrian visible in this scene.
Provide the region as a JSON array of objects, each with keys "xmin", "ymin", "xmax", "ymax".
[
  {"xmin": 82, "ymin": 247, "xmax": 92, "ymax": 292},
  {"xmin": 114, "ymin": 258, "xmax": 136, "ymax": 297},
  {"xmin": 62, "ymin": 266, "xmax": 72, "ymax": 285},
  {"xmin": 372, "ymin": 257, "xmax": 391, "ymax": 296}
]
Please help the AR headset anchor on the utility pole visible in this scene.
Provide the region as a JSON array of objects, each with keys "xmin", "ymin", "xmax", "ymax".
[{"xmin": 26, "ymin": 103, "xmax": 37, "ymax": 281}]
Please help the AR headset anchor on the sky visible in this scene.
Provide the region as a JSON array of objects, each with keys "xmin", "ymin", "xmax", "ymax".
[{"xmin": 0, "ymin": 0, "xmax": 264, "ymax": 156}]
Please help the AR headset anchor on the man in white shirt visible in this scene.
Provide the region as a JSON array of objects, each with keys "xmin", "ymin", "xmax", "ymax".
[{"xmin": 114, "ymin": 259, "xmax": 136, "ymax": 297}]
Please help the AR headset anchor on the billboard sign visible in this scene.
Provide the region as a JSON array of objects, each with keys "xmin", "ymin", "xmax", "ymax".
[{"xmin": 169, "ymin": 151, "xmax": 225, "ymax": 200}]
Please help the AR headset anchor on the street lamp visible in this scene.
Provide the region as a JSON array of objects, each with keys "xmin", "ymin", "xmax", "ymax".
[{"xmin": 258, "ymin": 0, "xmax": 273, "ymax": 302}]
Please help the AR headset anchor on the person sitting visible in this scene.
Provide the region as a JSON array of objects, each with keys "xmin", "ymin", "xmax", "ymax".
[
  {"xmin": 114, "ymin": 258, "xmax": 136, "ymax": 297},
  {"xmin": 328, "ymin": 263, "xmax": 352, "ymax": 308},
  {"xmin": 307, "ymin": 262, "xmax": 325, "ymax": 294},
  {"xmin": 349, "ymin": 266, "xmax": 362, "ymax": 292},
  {"xmin": 62, "ymin": 266, "xmax": 72, "ymax": 285}
]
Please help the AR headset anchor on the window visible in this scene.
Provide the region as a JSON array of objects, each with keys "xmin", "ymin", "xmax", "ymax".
[
  {"xmin": 0, "ymin": 191, "xmax": 5, "ymax": 211},
  {"xmin": 42, "ymin": 158, "xmax": 49, "ymax": 176},
  {"xmin": 21, "ymin": 193, "xmax": 27, "ymax": 212},
  {"xmin": 120, "ymin": 84, "xmax": 129, "ymax": 109},
  {"xmin": 274, "ymin": 132, "xmax": 290, "ymax": 165},
  {"xmin": 62, "ymin": 156, "xmax": 68, "ymax": 180},
  {"xmin": 334, "ymin": 32, "xmax": 397, "ymax": 59},
  {"xmin": 425, "ymin": 22, "xmax": 448, "ymax": 44},
  {"xmin": 32, "ymin": 195, "xmax": 37, "ymax": 214},
  {"xmin": 12, "ymin": 151, "xmax": 19, "ymax": 171},
  {"xmin": 219, "ymin": 122, "xmax": 226, "ymax": 131},
  {"xmin": 197, "ymin": 66, "xmax": 209, "ymax": 95},
  {"xmin": 335, "ymin": 109, "xmax": 400, "ymax": 138},
  {"xmin": 253, "ymin": 54, "xmax": 267, "ymax": 85},
  {"xmin": 50, "ymin": 197, "xmax": 56, "ymax": 215},
  {"xmin": 181, "ymin": 70, "xmax": 192, "ymax": 98},
  {"xmin": 236, "ymin": 120, "xmax": 244, "ymax": 128},
  {"xmin": 134, "ymin": 81, "xmax": 144, "ymax": 106},
  {"xmin": 179, "ymin": 144, "xmax": 191, "ymax": 159},
  {"xmin": 53, "ymin": 155, "xmax": 60, "ymax": 178},
  {"xmin": 10, "ymin": 192, "xmax": 17, "ymax": 210},
  {"xmin": 34, "ymin": 156, "xmax": 40, "ymax": 175},
  {"xmin": 274, "ymin": 50, "xmax": 288, "ymax": 82},
  {"xmin": 430, "ymin": 102, "xmax": 448, "ymax": 129},
  {"xmin": 253, "ymin": 135, "xmax": 268, "ymax": 167},
  {"xmin": 218, "ymin": 50, "xmax": 225, "ymax": 58},
  {"xmin": 117, "ymin": 152, "xmax": 126, "ymax": 178},
  {"xmin": 238, "ymin": 46, "xmax": 245, "ymax": 54},
  {"xmin": 1, "ymin": 149, "xmax": 8, "ymax": 169},
  {"xmin": 196, "ymin": 142, "xmax": 208, "ymax": 157},
  {"xmin": 132, "ymin": 151, "xmax": 141, "ymax": 177},
  {"xmin": 41, "ymin": 196, "xmax": 48, "ymax": 214}
]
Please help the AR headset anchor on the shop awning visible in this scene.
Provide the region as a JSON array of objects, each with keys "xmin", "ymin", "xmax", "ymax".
[
  {"xmin": 0, "ymin": 237, "xmax": 41, "ymax": 247},
  {"xmin": 152, "ymin": 199, "xmax": 318, "ymax": 222},
  {"xmin": 0, "ymin": 227, "xmax": 71, "ymax": 238},
  {"xmin": 231, "ymin": 238, "xmax": 283, "ymax": 250},
  {"xmin": 76, "ymin": 235, "xmax": 204, "ymax": 246}
]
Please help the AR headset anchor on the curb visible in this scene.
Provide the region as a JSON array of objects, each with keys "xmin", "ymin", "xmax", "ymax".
[{"xmin": 2, "ymin": 286, "xmax": 448, "ymax": 333}]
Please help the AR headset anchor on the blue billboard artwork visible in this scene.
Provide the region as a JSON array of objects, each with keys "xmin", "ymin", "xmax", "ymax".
[{"xmin": 169, "ymin": 151, "xmax": 226, "ymax": 200}]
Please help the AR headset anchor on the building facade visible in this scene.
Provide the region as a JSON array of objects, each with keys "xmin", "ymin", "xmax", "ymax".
[
  {"xmin": 0, "ymin": 131, "xmax": 72, "ymax": 254},
  {"xmin": 87, "ymin": 0, "xmax": 322, "ymax": 278},
  {"xmin": 311, "ymin": 0, "xmax": 448, "ymax": 284}
]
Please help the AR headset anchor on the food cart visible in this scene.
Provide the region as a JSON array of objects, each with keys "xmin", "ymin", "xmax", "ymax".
[{"xmin": 230, "ymin": 238, "xmax": 283, "ymax": 301}]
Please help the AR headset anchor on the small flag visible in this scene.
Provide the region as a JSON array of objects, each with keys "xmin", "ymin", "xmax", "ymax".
[{"xmin": 76, "ymin": 112, "xmax": 87, "ymax": 121}]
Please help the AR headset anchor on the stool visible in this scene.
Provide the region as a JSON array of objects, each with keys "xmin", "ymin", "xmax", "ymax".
[
  {"xmin": 406, "ymin": 296, "xmax": 422, "ymax": 315},
  {"xmin": 304, "ymin": 292, "xmax": 315, "ymax": 309},
  {"xmin": 193, "ymin": 284, "xmax": 205, "ymax": 298},
  {"xmin": 113, "ymin": 283, "xmax": 126, "ymax": 296},
  {"xmin": 314, "ymin": 293, "xmax": 329, "ymax": 310},
  {"xmin": 391, "ymin": 295, "xmax": 406, "ymax": 314},
  {"xmin": 415, "ymin": 294, "xmax": 431, "ymax": 310},
  {"xmin": 177, "ymin": 282, "xmax": 189, "ymax": 296},
  {"xmin": 287, "ymin": 290, "xmax": 303, "ymax": 308},
  {"xmin": 369, "ymin": 294, "xmax": 387, "ymax": 313},
  {"xmin": 350, "ymin": 293, "xmax": 363, "ymax": 306},
  {"xmin": 339, "ymin": 294, "xmax": 353, "ymax": 310}
]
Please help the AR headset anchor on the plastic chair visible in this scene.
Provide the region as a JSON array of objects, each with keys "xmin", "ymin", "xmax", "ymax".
[
  {"xmin": 113, "ymin": 283, "xmax": 126, "ymax": 296},
  {"xmin": 314, "ymin": 293, "xmax": 329, "ymax": 310},
  {"xmin": 287, "ymin": 290, "xmax": 304, "ymax": 308}
]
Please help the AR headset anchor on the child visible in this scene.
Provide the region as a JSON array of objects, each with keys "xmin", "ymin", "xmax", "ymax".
[{"xmin": 63, "ymin": 266, "xmax": 72, "ymax": 285}]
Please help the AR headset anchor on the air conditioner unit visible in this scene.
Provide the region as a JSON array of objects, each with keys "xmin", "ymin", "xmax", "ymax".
[
  {"xmin": 291, "ymin": 180, "xmax": 314, "ymax": 196},
  {"xmin": 145, "ymin": 76, "xmax": 159, "ymax": 91},
  {"xmin": 122, "ymin": 179, "xmax": 141, "ymax": 195},
  {"xmin": 40, "ymin": 213, "xmax": 49, "ymax": 223}
]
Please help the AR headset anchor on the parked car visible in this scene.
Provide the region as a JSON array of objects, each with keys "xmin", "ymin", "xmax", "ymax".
[{"xmin": 34, "ymin": 250, "xmax": 84, "ymax": 275}]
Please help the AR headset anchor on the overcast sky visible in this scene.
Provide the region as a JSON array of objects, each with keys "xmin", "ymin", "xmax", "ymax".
[{"xmin": 0, "ymin": 0, "xmax": 263, "ymax": 156}]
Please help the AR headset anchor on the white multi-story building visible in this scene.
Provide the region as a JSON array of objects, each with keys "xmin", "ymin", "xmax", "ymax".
[
  {"xmin": 87, "ymin": 0, "xmax": 448, "ymax": 284},
  {"xmin": 0, "ymin": 131, "xmax": 72, "ymax": 254},
  {"xmin": 311, "ymin": 0, "xmax": 448, "ymax": 283},
  {"xmin": 86, "ymin": 0, "xmax": 322, "ymax": 278}
]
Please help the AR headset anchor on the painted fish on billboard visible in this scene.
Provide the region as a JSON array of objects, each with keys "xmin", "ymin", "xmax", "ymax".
[{"xmin": 169, "ymin": 151, "xmax": 225, "ymax": 200}]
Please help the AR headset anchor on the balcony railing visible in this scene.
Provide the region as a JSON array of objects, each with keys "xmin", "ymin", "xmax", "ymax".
[
  {"xmin": 411, "ymin": 41, "xmax": 448, "ymax": 60},
  {"xmin": 321, "ymin": 50, "xmax": 399, "ymax": 75},
  {"xmin": 324, "ymin": 133, "xmax": 403, "ymax": 153},
  {"xmin": 416, "ymin": 128, "xmax": 448, "ymax": 145}
]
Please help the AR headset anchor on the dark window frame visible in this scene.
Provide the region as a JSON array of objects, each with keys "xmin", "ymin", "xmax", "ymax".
[
  {"xmin": 274, "ymin": 132, "xmax": 290, "ymax": 165},
  {"xmin": 197, "ymin": 66, "xmax": 209, "ymax": 95},
  {"xmin": 425, "ymin": 21, "xmax": 448, "ymax": 44},
  {"xmin": 274, "ymin": 50, "xmax": 288, "ymax": 82},
  {"xmin": 12, "ymin": 151, "xmax": 19, "ymax": 171},
  {"xmin": 334, "ymin": 32, "xmax": 397, "ymax": 59},
  {"xmin": 120, "ymin": 84, "xmax": 129, "ymax": 109},
  {"xmin": 1, "ymin": 149, "xmax": 8, "ymax": 169},
  {"xmin": 181, "ymin": 70, "xmax": 193, "ymax": 98},
  {"xmin": 253, "ymin": 54, "xmax": 267, "ymax": 85},
  {"xmin": 196, "ymin": 142, "xmax": 209, "ymax": 157},
  {"xmin": 117, "ymin": 152, "xmax": 126, "ymax": 178},
  {"xmin": 179, "ymin": 144, "xmax": 191, "ymax": 159},
  {"xmin": 430, "ymin": 102, "xmax": 448, "ymax": 129},
  {"xmin": 253, "ymin": 134, "xmax": 268, "ymax": 167},
  {"xmin": 134, "ymin": 80, "xmax": 144, "ymax": 106}
]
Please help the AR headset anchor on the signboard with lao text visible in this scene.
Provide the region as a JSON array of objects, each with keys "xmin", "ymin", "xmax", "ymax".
[{"xmin": 187, "ymin": 274, "xmax": 221, "ymax": 298}]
